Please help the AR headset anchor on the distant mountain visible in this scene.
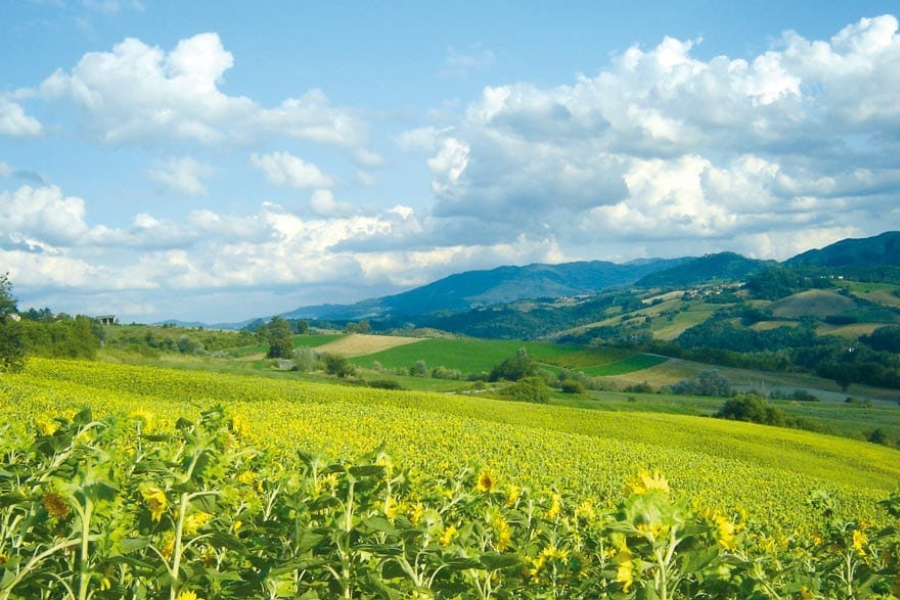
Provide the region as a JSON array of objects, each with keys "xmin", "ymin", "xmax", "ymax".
[
  {"xmin": 786, "ymin": 231, "xmax": 900, "ymax": 267},
  {"xmin": 219, "ymin": 231, "xmax": 900, "ymax": 331},
  {"xmin": 281, "ymin": 258, "xmax": 689, "ymax": 321},
  {"xmin": 636, "ymin": 252, "xmax": 775, "ymax": 287}
]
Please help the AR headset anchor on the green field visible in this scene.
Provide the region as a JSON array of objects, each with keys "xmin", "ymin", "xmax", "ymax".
[{"xmin": 351, "ymin": 337, "xmax": 634, "ymax": 374}]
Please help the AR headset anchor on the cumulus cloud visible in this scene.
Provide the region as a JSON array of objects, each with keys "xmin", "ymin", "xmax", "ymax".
[
  {"xmin": 0, "ymin": 185, "xmax": 90, "ymax": 247},
  {"xmin": 251, "ymin": 152, "xmax": 335, "ymax": 189},
  {"xmin": 412, "ymin": 14, "xmax": 900, "ymax": 258},
  {"xmin": 310, "ymin": 190, "xmax": 355, "ymax": 217},
  {"xmin": 37, "ymin": 33, "xmax": 369, "ymax": 151},
  {"xmin": 147, "ymin": 156, "xmax": 214, "ymax": 196},
  {"xmin": 0, "ymin": 97, "xmax": 42, "ymax": 137}
]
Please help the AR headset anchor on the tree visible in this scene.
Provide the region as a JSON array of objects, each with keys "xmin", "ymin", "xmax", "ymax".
[
  {"xmin": 489, "ymin": 348, "xmax": 537, "ymax": 382},
  {"xmin": 266, "ymin": 316, "xmax": 293, "ymax": 359},
  {"xmin": 0, "ymin": 273, "xmax": 25, "ymax": 372},
  {"xmin": 320, "ymin": 352, "xmax": 356, "ymax": 378}
]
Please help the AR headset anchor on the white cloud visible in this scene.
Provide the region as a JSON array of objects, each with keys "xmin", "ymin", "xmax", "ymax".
[
  {"xmin": 37, "ymin": 33, "xmax": 369, "ymax": 151},
  {"xmin": 0, "ymin": 162, "xmax": 12, "ymax": 177},
  {"xmin": 255, "ymin": 89, "xmax": 368, "ymax": 148},
  {"xmin": 0, "ymin": 98, "xmax": 42, "ymax": 137},
  {"xmin": 0, "ymin": 185, "xmax": 90, "ymax": 247},
  {"xmin": 147, "ymin": 156, "xmax": 214, "ymax": 196},
  {"xmin": 310, "ymin": 190, "xmax": 355, "ymax": 217},
  {"xmin": 251, "ymin": 152, "xmax": 335, "ymax": 189},
  {"xmin": 419, "ymin": 14, "xmax": 900, "ymax": 255}
]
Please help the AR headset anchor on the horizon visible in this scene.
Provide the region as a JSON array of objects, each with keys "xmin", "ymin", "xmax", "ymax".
[{"xmin": 3, "ymin": 2, "xmax": 900, "ymax": 322}]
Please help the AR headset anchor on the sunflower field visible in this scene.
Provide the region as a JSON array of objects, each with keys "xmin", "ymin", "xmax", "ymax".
[{"xmin": 3, "ymin": 358, "xmax": 900, "ymax": 598}]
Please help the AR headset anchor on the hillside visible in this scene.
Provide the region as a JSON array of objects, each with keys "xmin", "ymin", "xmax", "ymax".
[
  {"xmin": 282, "ymin": 257, "xmax": 688, "ymax": 320},
  {"xmin": 787, "ymin": 230, "xmax": 900, "ymax": 267},
  {"xmin": 636, "ymin": 252, "xmax": 773, "ymax": 287}
]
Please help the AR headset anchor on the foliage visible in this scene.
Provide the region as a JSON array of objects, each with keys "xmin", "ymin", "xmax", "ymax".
[
  {"xmin": 670, "ymin": 370, "xmax": 732, "ymax": 397},
  {"xmin": 501, "ymin": 375, "xmax": 551, "ymax": 403},
  {"xmin": 862, "ymin": 325, "xmax": 900, "ymax": 353},
  {"xmin": 3, "ymin": 408, "xmax": 900, "ymax": 599},
  {"xmin": 488, "ymin": 348, "xmax": 537, "ymax": 382},
  {"xmin": 744, "ymin": 266, "xmax": 833, "ymax": 300},
  {"xmin": 291, "ymin": 346, "xmax": 317, "ymax": 372},
  {"xmin": 0, "ymin": 274, "xmax": 25, "ymax": 372},
  {"xmin": 320, "ymin": 352, "xmax": 357, "ymax": 378},
  {"xmin": 559, "ymin": 379, "xmax": 586, "ymax": 394},
  {"xmin": 266, "ymin": 316, "xmax": 293, "ymax": 359}
]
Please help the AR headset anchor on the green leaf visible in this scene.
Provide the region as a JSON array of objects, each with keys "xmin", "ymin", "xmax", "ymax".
[
  {"xmin": 479, "ymin": 552, "xmax": 521, "ymax": 570},
  {"xmin": 295, "ymin": 531, "xmax": 326, "ymax": 552},
  {"xmin": 358, "ymin": 516, "xmax": 398, "ymax": 535},
  {"xmin": 681, "ymin": 545, "xmax": 719, "ymax": 574},
  {"xmin": 206, "ymin": 531, "xmax": 247, "ymax": 552}
]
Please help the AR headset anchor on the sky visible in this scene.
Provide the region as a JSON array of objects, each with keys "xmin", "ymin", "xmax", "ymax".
[{"xmin": 2, "ymin": 0, "xmax": 900, "ymax": 323}]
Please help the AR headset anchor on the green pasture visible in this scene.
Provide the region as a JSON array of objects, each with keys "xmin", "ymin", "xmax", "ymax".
[{"xmin": 350, "ymin": 337, "xmax": 632, "ymax": 375}]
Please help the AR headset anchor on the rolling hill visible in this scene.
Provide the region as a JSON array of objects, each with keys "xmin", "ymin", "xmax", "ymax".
[
  {"xmin": 259, "ymin": 232, "xmax": 900, "ymax": 339},
  {"xmin": 787, "ymin": 230, "xmax": 900, "ymax": 267},
  {"xmin": 281, "ymin": 257, "xmax": 689, "ymax": 320}
]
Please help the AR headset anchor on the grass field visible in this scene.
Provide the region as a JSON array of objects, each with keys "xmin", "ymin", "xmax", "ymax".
[{"xmin": 350, "ymin": 338, "xmax": 634, "ymax": 375}]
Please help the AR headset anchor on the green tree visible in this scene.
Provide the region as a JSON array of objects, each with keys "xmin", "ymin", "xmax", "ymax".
[
  {"xmin": 489, "ymin": 348, "xmax": 537, "ymax": 382},
  {"xmin": 0, "ymin": 273, "xmax": 25, "ymax": 372},
  {"xmin": 320, "ymin": 352, "xmax": 356, "ymax": 378},
  {"xmin": 266, "ymin": 316, "xmax": 293, "ymax": 359}
]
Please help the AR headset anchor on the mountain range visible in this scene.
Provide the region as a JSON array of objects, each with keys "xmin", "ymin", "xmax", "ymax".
[
  {"xmin": 161, "ymin": 231, "xmax": 900, "ymax": 329},
  {"xmin": 282, "ymin": 232, "xmax": 899, "ymax": 322}
]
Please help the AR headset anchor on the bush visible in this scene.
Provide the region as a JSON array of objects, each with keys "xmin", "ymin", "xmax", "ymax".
[
  {"xmin": 292, "ymin": 347, "xmax": 317, "ymax": 372},
  {"xmin": 409, "ymin": 360, "xmax": 429, "ymax": 377},
  {"xmin": 502, "ymin": 376, "xmax": 550, "ymax": 403},
  {"xmin": 366, "ymin": 379, "xmax": 405, "ymax": 390},
  {"xmin": 319, "ymin": 352, "xmax": 356, "ymax": 378},
  {"xmin": 560, "ymin": 379, "xmax": 586, "ymax": 394},
  {"xmin": 715, "ymin": 393, "xmax": 791, "ymax": 427},
  {"xmin": 624, "ymin": 381, "xmax": 654, "ymax": 394},
  {"xmin": 670, "ymin": 370, "xmax": 731, "ymax": 397},
  {"xmin": 432, "ymin": 366, "xmax": 462, "ymax": 380}
]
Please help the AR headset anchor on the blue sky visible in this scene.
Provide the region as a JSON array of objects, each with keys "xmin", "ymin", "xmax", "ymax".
[{"xmin": 2, "ymin": 0, "xmax": 900, "ymax": 323}]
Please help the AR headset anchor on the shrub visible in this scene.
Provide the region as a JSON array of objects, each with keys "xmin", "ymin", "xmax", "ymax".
[
  {"xmin": 560, "ymin": 379, "xmax": 586, "ymax": 394},
  {"xmin": 715, "ymin": 393, "xmax": 794, "ymax": 428},
  {"xmin": 319, "ymin": 352, "xmax": 356, "ymax": 378},
  {"xmin": 367, "ymin": 379, "xmax": 405, "ymax": 390},
  {"xmin": 502, "ymin": 376, "xmax": 550, "ymax": 403},
  {"xmin": 670, "ymin": 370, "xmax": 731, "ymax": 397}
]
